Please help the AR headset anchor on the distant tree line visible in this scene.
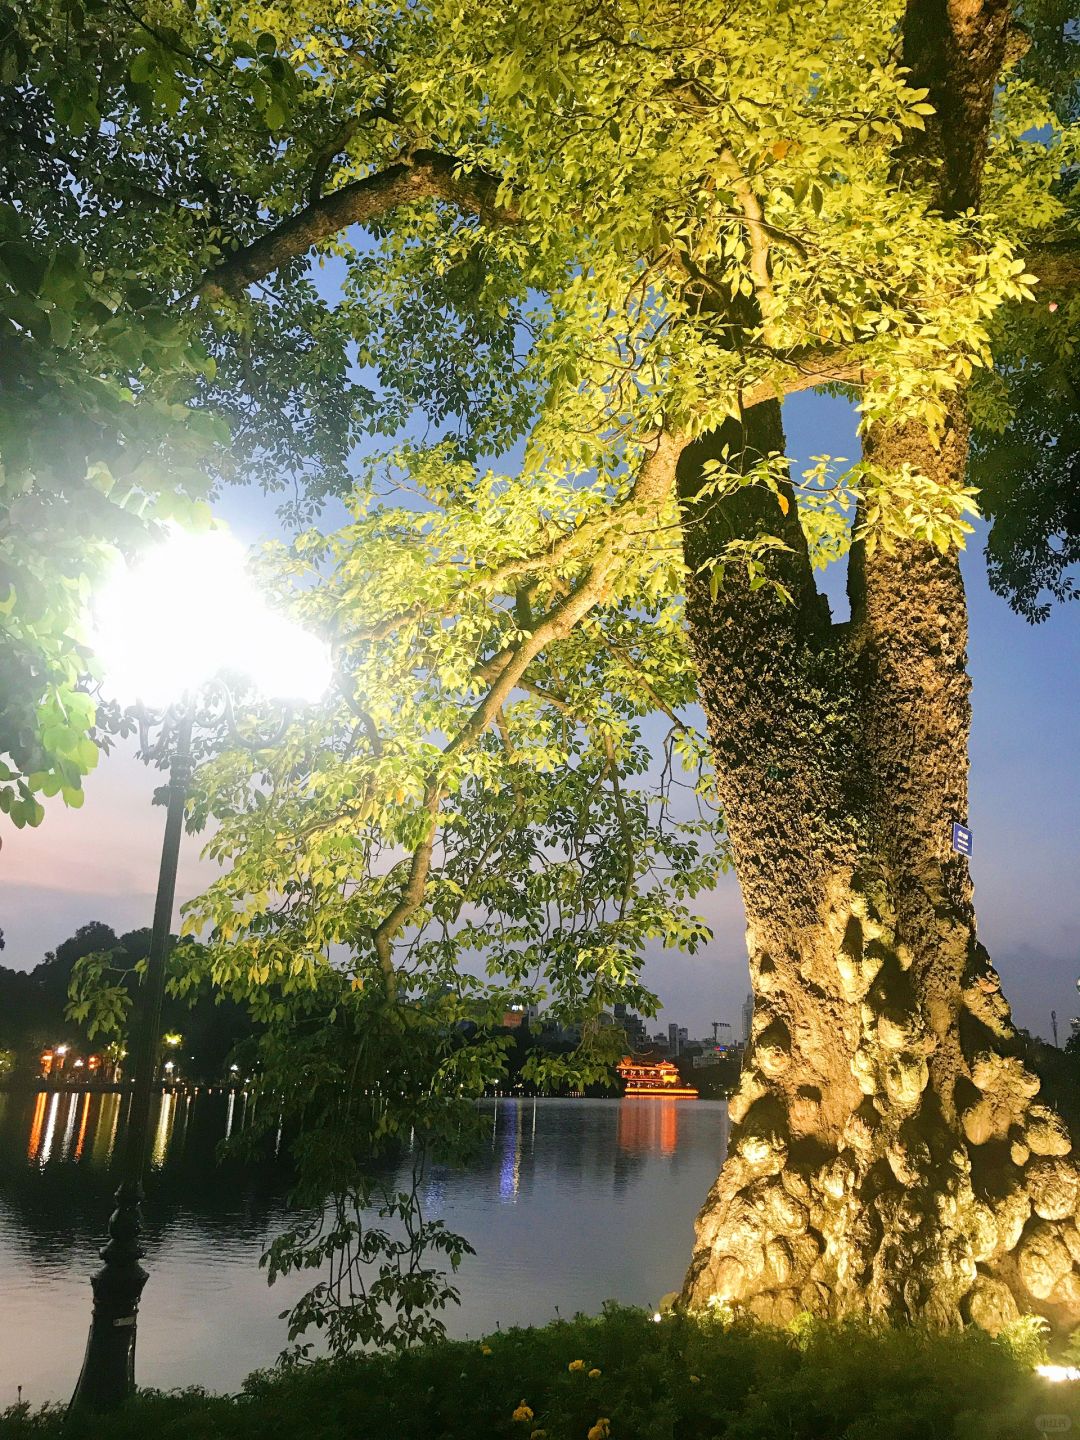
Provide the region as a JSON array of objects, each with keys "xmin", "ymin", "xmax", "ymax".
[
  {"xmin": 0, "ymin": 921, "xmax": 254, "ymax": 1082},
  {"xmin": 2, "ymin": 923, "xmax": 710, "ymax": 1094}
]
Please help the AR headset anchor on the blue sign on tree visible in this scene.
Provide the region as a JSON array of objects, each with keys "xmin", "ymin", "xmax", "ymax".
[{"xmin": 951, "ymin": 821, "xmax": 973, "ymax": 856}]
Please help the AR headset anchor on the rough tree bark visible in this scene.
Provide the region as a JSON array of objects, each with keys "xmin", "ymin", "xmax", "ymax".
[{"xmin": 679, "ymin": 0, "xmax": 1080, "ymax": 1331}]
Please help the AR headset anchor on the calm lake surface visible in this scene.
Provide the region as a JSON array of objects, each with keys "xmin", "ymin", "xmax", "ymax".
[{"xmin": 0, "ymin": 1090, "xmax": 727, "ymax": 1406}]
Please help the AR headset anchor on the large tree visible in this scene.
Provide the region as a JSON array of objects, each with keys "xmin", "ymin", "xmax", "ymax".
[
  {"xmin": 678, "ymin": 0, "xmax": 1080, "ymax": 1334},
  {"xmin": 9, "ymin": 0, "xmax": 1080, "ymax": 1341}
]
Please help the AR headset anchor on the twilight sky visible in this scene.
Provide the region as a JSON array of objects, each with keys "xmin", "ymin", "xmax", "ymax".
[{"xmin": 1, "ymin": 392, "xmax": 1077, "ymax": 1041}]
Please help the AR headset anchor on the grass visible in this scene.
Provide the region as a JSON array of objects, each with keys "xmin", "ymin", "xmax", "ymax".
[{"xmin": 2, "ymin": 1305, "xmax": 1077, "ymax": 1440}]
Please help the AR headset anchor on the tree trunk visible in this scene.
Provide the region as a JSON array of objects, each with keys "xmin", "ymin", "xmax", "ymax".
[{"xmin": 678, "ymin": 403, "xmax": 1080, "ymax": 1333}]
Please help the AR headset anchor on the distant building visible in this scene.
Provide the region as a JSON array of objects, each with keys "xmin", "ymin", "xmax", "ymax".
[
  {"xmin": 668, "ymin": 1022, "xmax": 680, "ymax": 1056},
  {"xmin": 613, "ymin": 1003, "xmax": 648, "ymax": 1050},
  {"xmin": 502, "ymin": 1004, "xmax": 539, "ymax": 1029},
  {"xmin": 542, "ymin": 1017, "xmax": 582, "ymax": 1044},
  {"xmin": 677, "ymin": 1026, "xmax": 688, "ymax": 1050},
  {"xmin": 692, "ymin": 1045, "xmax": 740, "ymax": 1069},
  {"xmin": 38, "ymin": 1046, "xmax": 117, "ymax": 1083},
  {"xmin": 616, "ymin": 1056, "xmax": 698, "ymax": 1098}
]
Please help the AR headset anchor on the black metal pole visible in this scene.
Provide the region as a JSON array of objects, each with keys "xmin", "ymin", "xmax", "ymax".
[{"xmin": 70, "ymin": 703, "xmax": 194, "ymax": 1413}]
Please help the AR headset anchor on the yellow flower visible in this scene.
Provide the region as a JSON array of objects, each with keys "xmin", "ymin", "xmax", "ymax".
[
  {"xmin": 690, "ymin": 1374, "xmax": 701, "ymax": 1384},
  {"xmin": 587, "ymin": 1420, "xmax": 611, "ymax": 1440},
  {"xmin": 481, "ymin": 1345, "xmax": 493, "ymax": 1356},
  {"xmin": 513, "ymin": 1402, "xmax": 534, "ymax": 1424},
  {"xmin": 588, "ymin": 1368, "xmax": 601, "ymax": 1379},
  {"xmin": 568, "ymin": 1359, "xmax": 586, "ymax": 1372}
]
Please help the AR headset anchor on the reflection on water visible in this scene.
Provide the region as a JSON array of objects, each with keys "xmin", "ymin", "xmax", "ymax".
[
  {"xmin": 499, "ymin": 1098, "xmax": 523, "ymax": 1201},
  {"xmin": 617, "ymin": 1097, "xmax": 680, "ymax": 1155},
  {"xmin": 22, "ymin": 1088, "xmax": 218, "ymax": 1171},
  {"xmin": 19, "ymin": 1088, "xmax": 268, "ymax": 1173},
  {"xmin": 0, "ymin": 1092, "xmax": 726, "ymax": 1406}
]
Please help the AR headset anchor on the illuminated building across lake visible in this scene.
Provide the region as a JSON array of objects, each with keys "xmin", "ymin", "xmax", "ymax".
[{"xmin": 616, "ymin": 1056, "xmax": 698, "ymax": 1099}]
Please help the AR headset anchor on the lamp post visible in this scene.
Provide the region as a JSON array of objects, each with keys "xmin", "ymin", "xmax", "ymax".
[
  {"xmin": 69, "ymin": 528, "xmax": 330, "ymax": 1412},
  {"xmin": 69, "ymin": 702, "xmax": 193, "ymax": 1412}
]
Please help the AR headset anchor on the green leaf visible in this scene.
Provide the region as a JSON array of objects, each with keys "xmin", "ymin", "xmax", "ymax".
[
  {"xmin": 129, "ymin": 49, "xmax": 155, "ymax": 85},
  {"xmin": 49, "ymin": 307, "xmax": 73, "ymax": 348}
]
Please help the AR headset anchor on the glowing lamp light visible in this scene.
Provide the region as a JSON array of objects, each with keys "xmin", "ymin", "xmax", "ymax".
[
  {"xmin": 1036, "ymin": 1364, "xmax": 1080, "ymax": 1383},
  {"xmin": 55, "ymin": 1045, "xmax": 69, "ymax": 1056},
  {"xmin": 93, "ymin": 529, "xmax": 331, "ymax": 707}
]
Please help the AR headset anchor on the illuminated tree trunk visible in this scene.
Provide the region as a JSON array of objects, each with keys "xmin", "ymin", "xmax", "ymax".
[{"xmin": 678, "ymin": 404, "xmax": 1080, "ymax": 1332}]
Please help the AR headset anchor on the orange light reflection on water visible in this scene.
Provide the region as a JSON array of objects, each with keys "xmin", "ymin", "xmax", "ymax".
[
  {"xmin": 26, "ymin": 1092, "xmax": 47, "ymax": 1162},
  {"xmin": 660, "ymin": 1101, "xmax": 677, "ymax": 1155},
  {"xmin": 616, "ymin": 1097, "xmax": 683, "ymax": 1155},
  {"xmin": 74, "ymin": 1093, "xmax": 91, "ymax": 1160}
]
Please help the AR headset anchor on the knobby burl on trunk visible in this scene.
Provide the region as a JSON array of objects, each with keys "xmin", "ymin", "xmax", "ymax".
[{"xmin": 677, "ymin": 403, "xmax": 1080, "ymax": 1331}]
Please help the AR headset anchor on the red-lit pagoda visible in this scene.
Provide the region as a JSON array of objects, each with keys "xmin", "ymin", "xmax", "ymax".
[{"xmin": 617, "ymin": 1056, "xmax": 698, "ymax": 1098}]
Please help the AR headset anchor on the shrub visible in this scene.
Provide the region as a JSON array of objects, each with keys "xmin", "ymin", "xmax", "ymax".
[{"xmin": 2, "ymin": 1306, "xmax": 1077, "ymax": 1440}]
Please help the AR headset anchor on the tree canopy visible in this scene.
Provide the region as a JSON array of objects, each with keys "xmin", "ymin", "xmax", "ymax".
[
  {"xmin": 4, "ymin": 0, "xmax": 1076, "ymax": 819},
  {"xmin": 6, "ymin": 0, "xmax": 1080, "ymax": 1349}
]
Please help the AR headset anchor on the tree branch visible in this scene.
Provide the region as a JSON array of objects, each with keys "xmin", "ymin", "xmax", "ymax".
[
  {"xmin": 1025, "ymin": 239, "xmax": 1080, "ymax": 294},
  {"xmin": 368, "ymin": 429, "xmax": 685, "ymax": 967},
  {"xmin": 196, "ymin": 149, "xmax": 518, "ymax": 300},
  {"xmin": 740, "ymin": 349, "xmax": 869, "ymax": 411},
  {"xmin": 720, "ymin": 148, "xmax": 778, "ymax": 347},
  {"xmin": 342, "ymin": 446, "xmax": 682, "ymax": 649},
  {"xmin": 601, "ymin": 733, "xmax": 636, "ymax": 916},
  {"xmin": 593, "ymin": 633, "xmax": 690, "ymax": 730},
  {"xmin": 308, "ymin": 117, "xmax": 365, "ymax": 204}
]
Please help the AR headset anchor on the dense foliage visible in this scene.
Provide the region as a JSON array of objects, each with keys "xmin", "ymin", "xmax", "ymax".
[
  {"xmin": 969, "ymin": 3, "xmax": 1080, "ymax": 620},
  {"xmin": 0, "ymin": 5, "xmax": 225, "ymax": 824},
  {"xmin": 3, "ymin": 0, "xmax": 1077, "ymax": 830},
  {"xmin": 0, "ymin": 0, "xmax": 357, "ymax": 826},
  {"xmin": 4, "ymin": 1306, "xmax": 1077, "ymax": 1440}
]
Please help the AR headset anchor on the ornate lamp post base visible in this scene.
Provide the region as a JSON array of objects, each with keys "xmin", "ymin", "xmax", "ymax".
[{"xmin": 70, "ymin": 1179, "xmax": 149, "ymax": 1411}]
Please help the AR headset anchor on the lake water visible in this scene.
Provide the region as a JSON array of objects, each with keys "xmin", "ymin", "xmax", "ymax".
[{"xmin": 0, "ymin": 1090, "xmax": 727, "ymax": 1407}]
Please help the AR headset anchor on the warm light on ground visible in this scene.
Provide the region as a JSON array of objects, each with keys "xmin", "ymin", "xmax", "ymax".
[{"xmin": 92, "ymin": 528, "xmax": 331, "ymax": 706}]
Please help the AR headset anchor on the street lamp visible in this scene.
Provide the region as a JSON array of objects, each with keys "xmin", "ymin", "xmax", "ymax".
[{"xmin": 69, "ymin": 528, "xmax": 330, "ymax": 1412}]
